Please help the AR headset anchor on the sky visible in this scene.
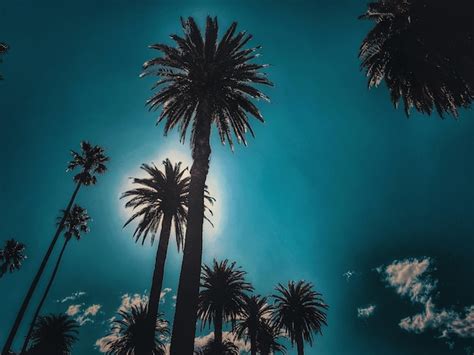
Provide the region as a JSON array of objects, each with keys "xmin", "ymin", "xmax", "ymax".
[{"xmin": 1, "ymin": 0, "xmax": 473, "ymax": 354}]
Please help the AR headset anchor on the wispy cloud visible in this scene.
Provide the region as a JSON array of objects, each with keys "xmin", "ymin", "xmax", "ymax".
[
  {"xmin": 377, "ymin": 257, "xmax": 436, "ymax": 303},
  {"xmin": 65, "ymin": 303, "xmax": 102, "ymax": 326},
  {"xmin": 379, "ymin": 257, "xmax": 474, "ymax": 341},
  {"xmin": 343, "ymin": 270, "xmax": 356, "ymax": 281},
  {"xmin": 357, "ymin": 304, "xmax": 376, "ymax": 319},
  {"xmin": 66, "ymin": 304, "xmax": 82, "ymax": 317},
  {"xmin": 194, "ymin": 331, "xmax": 249, "ymax": 352},
  {"xmin": 58, "ymin": 291, "xmax": 86, "ymax": 303}
]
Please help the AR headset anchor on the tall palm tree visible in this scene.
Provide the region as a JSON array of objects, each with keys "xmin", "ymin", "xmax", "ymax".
[
  {"xmin": 26, "ymin": 314, "xmax": 78, "ymax": 355},
  {"xmin": 257, "ymin": 321, "xmax": 286, "ymax": 355},
  {"xmin": 121, "ymin": 159, "xmax": 212, "ymax": 355},
  {"xmin": 2, "ymin": 141, "xmax": 108, "ymax": 355},
  {"xmin": 272, "ymin": 281, "xmax": 328, "ymax": 355},
  {"xmin": 198, "ymin": 259, "xmax": 253, "ymax": 350},
  {"xmin": 359, "ymin": 0, "xmax": 474, "ymax": 116},
  {"xmin": 0, "ymin": 239, "xmax": 26, "ymax": 278},
  {"xmin": 21, "ymin": 205, "xmax": 91, "ymax": 354},
  {"xmin": 142, "ymin": 17, "xmax": 271, "ymax": 353},
  {"xmin": 104, "ymin": 303, "xmax": 169, "ymax": 355},
  {"xmin": 0, "ymin": 42, "xmax": 8, "ymax": 80},
  {"xmin": 233, "ymin": 295, "xmax": 272, "ymax": 355}
]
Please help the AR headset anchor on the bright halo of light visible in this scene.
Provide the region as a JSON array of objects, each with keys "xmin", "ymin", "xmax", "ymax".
[{"xmin": 117, "ymin": 142, "xmax": 224, "ymax": 240}]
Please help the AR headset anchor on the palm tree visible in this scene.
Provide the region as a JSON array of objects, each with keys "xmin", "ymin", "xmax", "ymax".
[
  {"xmin": 0, "ymin": 42, "xmax": 8, "ymax": 80},
  {"xmin": 21, "ymin": 205, "xmax": 90, "ymax": 354},
  {"xmin": 233, "ymin": 295, "xmax": 272, "ymax": 355},
  {"xmin": 0, "ymin": 239, "xmax": 26, "ymax": 278},
  {"xmin": 26, "ymin": 314, "xmax": 78, "ymax": 355},
  {"xmin": 2, "ymin": 141, "xmax": 108, "ymax": 355},
  {"xmin": 142, "ymin": 16, "xmax": 272, "ymax": 353},
  {"xmin": 104, "ymin": 303, "xmax": 169, "ymax": 355},
  {"xmin": 121, "ymin": 159, "xmax": 210, "ymax": 355},
  {"xmin": 257, "ymin": 321, "xmax": 286, "ymax": 355},
  {"xmin": 359, "ymin": 0, "xmax": 474, "ymax": 116},
  {"xmin": 272, "ymin": 281, "xmax": 328, "ymax": 355},
  {"xmin": 195, "ymin": 338, "xmax": 239, "ymax": 355},
  {"xmin": 198, "ymin": 259, "xmax": 253, "ymax": 350}
]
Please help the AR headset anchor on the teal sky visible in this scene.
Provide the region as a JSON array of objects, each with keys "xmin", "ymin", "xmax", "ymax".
[{"xmin": 1, "ymin": 1, "xmax": 473, "ymax": 354}]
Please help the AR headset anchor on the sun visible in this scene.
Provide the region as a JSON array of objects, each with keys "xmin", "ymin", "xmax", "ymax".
[{"xmin": 117, "ymin": 142, "xmax": 224, "ymax": 241}]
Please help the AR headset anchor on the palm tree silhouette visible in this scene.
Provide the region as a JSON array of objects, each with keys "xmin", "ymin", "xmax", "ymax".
[
  {"xmin": 0, "ymin": 42, "xmax": 8, "ymax": 80},
  {"xmin": 21, "ymin": 205, "xmax": 90, "ymax": 354},
  {"xmin": 2, "ymin": 141, "xmax": 108, "ymax": 355},
  {"xmin": 272, "ymin": 281, "xmax": 328, "ymax": 355},
  {"xmin": 198, "ymin": 259, "xmax": 253, "ymax": 350},
  {"xmin": 359, "ymin": 0, "xmax": 474, "ymax": 116},
  {"xmin": 0, "ymin": 239, "xmax": 26, "ymax": 278},
  {"xmin": 26, "ymin": 314, "xmax": 78, "ymax": 355},
  {"xmin": 121, "ymin": 159, "xmax": 212, "ymax": 354},
  {"xmin": 257, "ymin": 321, "xmax": 286, "ymax": 355},
  {"xmin": 195, "ymin": 338, "xmax": 239, "ymax": 355},
  {"xmin": 104, "ymin": 303, "xmax": 169, "ymax": 355},
  {"xmin": 233, "ymin": 295, "xmax": 272, "ymax": 355},
  {"xmin": 142, "ymin": 17, "xmax": 271, "ymax": 353}
]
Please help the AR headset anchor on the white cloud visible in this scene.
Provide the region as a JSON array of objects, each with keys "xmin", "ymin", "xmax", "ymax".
[
  {"xmin": 160, "ymin": 288, "xmax": 172, "ymax": 304},
  {"xmin": 66, "ymin": 304, "xmax": 82, "ymax": 316},
  {"xmin": 84, "ymin": 304, "xmax": 102, "ymax": 316},
  {"xmin": 58, "ymin": 291, "xmax": 86, "ymax": 303},
  {"xmin": 357, "ymin": 304, "xmax": 376, "ymax": 319},
  {"xmin": 377, "ymin": 257, "xmax": 436, "ymax": 303},
  {"xmin": 343, "ymin": 270, "xmax": 356, "ymax": 281},
  {"xmin": 379, "ymin": 257, "xmax": 474, "ymax": 341}
]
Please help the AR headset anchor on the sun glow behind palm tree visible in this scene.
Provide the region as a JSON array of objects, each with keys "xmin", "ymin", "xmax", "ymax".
[{"xmin": 118, "ymin": 143, "xmax": 224, "ymax": 240}]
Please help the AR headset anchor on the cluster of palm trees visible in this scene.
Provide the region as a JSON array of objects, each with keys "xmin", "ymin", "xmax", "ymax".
[
  {"xmin": 102, "ymin": 259, "xmax": 327, "ymax": 355},
  {"xmin": 2, "ymin": 2, "xmax": 474, "ymax": 353}
]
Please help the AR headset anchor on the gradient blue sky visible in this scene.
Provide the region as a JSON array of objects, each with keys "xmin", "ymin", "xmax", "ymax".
[{"xmin": 1, "ymin": 0, "xmax": 473, "ymax": 354}]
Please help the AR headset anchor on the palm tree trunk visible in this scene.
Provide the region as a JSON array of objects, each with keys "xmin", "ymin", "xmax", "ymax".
[
  {"xmin": 1, "ymin": 182, "xmax": 81, "ymax": 355},
  {"xmin": 250, "ymin": 330, "xmax": 257, "ymax": 355},
  {"xmin": 20, "ymin": 238, "xmax": 70, "ymax": 354},
  {"xmin": 170, "ymin": 101, "xmax": 212, "ymax": 355},
  {"xmin": 142, "ymin": 213, "xmax": 172, "ymax": 355},
  {"xmin": 296, "ymin": 332, "xmax": 305, "ymax": 355},
  {"xmin": 214, "ymin": 307, "xmax": 223, "ymax": 347}
]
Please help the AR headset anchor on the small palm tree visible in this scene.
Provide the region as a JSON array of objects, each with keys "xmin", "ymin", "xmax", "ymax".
[
  {"xmin": 26, "ymin": 314, "xmax": 78, "ymax": 355},
  {"xmin": 198, "ymin": 259, "xmax": 253, "ymax": 349},
  {"xmin": 2, "ymin": 141, "xmax": 107, "ymax": 354},
  {"xmin": 196, "ymin": 338, "xmax": 239, "ymax": 355},
  {"xmin": 142, "ymin": 17, "xmax": 272, "ymax": 353},
  {"xmin": 0, "ymin": 239, "xmax": 26, "ymax": 278},
  {"xmin": 104, "ymin": 303, "xmax": 169, "ymax": 355},
  {"xmin": 272, "ymin": 281, "xmax": 328, "ymax": 355},
  {"xmin": 359, "ymin": 0, "xmax": 474, "ymax": 116},
  {"xmin": 257, "ymin": 321, "xmax": 286, "ymax": 355},
  {"xmin": 233, "ymin": 295, "xmax": 272, "ymax": 355},
  {"xmin": 121, "ymin": 159, "xmax": 212, "ymax": 354},
  {"xmin": 0, "ymin": 42, "xmax": 8, "ymax": 80},
  {"xmin": 21, "ymin": 205, "xmax": 91, "ymax": 353}
]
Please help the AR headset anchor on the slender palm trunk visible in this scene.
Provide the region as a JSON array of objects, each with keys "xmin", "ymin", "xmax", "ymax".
[
  {"xmin": 142, "ymin": 214, "xmax": 172, "ymax": 355},
  {"xmin": 214, "ymin": 307, "xmax": 223, "ymax": 346},
  {"xmin": 20, "ymin": 238, "xmax": 70, "ymax": 354},
  {"xmin": 170, "ymin": 102, "xmax": 211, "ymax": 355},
  {"xmin": 2, "ymin": 182, "xmax": 81, "ymax": 355},
  {"xmin": 250, "ymin": 329, "xmax": 257, "ymax": 355},
  {"xmin": 296, "ymin": 331, "xmax": 305, "ymax": 355}
]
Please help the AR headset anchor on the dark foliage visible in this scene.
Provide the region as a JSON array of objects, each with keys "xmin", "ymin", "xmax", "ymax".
[
  {"xmin": 0, "ymin": 239, "xmax": 26, "ymax": 277},
  {"xmin": 67, "ymin": 141, "xmax": 108, "ymax": 186}
]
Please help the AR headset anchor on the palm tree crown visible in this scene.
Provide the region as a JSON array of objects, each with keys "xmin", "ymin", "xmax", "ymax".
[
  {"xmin": 0, "ymin": 239, "xmax": 27, "ymax": 277},
  {"xmin": 104, "ymin": 303, "xmax": 169, "ymax": 355},
  {"xmin": 196, "ymin": 338, "xmax": 240, "ymax": 355},
  {"xmin": 272, "ymin": 281, "xmax": 328, "ymax": 347},
  {"xmin": 233, "ymin": 295, "xmax": 273, "ymax": 354},
  {"xmin": 67, "ymin": 141, "xmax": 108, "ymax": 186},
  {"xmin": 27, "ymin": 314, "xmax": 78, "ymax": 355},
  {"xmin": 142, "ymin": 16, "xmax": 272, "ymax": 151},
  {"xmin": 257, "ymin": 321, "xmax": 287, "ymax": 355},
  {"xmin": 198, "ymin": 259, "xmax": 254, "ymax": 330},
  {"xmin": 359, "ymin": 0, "xmax": 474, "ymax": 116},
  {"xmin": 60, "ymin": 205, "xmax": 90, "ymax": 241}
]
